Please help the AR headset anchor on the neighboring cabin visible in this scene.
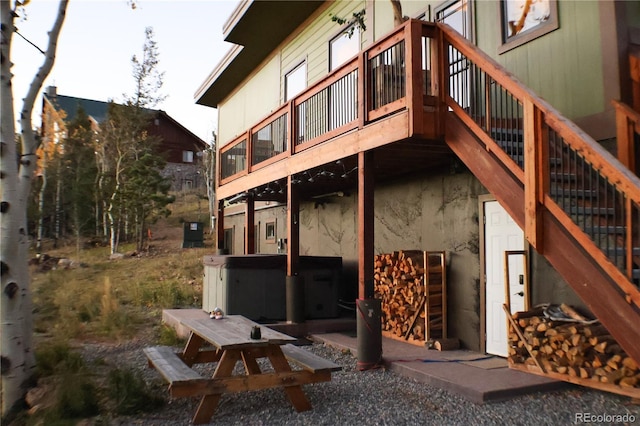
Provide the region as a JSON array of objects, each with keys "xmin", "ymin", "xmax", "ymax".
[
  {"xmin": 195, "ymin": 0, "xmax": 640, "ymax": 362},
  {"xmin": 41, "ymin": 86, "xmax": 208, "ymax": 191}
]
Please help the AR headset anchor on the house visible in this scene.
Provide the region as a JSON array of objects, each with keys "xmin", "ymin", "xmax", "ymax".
[
  {"xmin": 194, "ymin": 0, "xmax": 640, "ymax": 363},
  {"xmin": 41, "ymin": 86, "xmax": 209, "ymax": 191}
]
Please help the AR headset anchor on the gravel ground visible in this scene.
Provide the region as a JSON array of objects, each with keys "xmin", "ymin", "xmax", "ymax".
[{"xmin": 80, "ymin": 338, "xmax": 640, "ymax": 426}]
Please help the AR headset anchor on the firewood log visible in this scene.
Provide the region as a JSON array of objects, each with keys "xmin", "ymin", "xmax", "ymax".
[{"xmin": 507, "ymin": 306, "xmax": 640, "ymax": 392}]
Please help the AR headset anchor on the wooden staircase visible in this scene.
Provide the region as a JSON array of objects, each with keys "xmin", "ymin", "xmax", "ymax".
[{"xmin": 437, "ymin": 23, "xmax": 640, "ymax": 364}]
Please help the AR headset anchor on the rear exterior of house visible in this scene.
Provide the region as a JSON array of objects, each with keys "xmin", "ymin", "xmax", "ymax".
[{"xmin": 196, "ymin": 0, "xmax": 640, "ymax": 359}]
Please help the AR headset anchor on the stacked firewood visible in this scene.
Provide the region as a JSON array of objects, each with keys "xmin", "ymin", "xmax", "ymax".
[
  {"xmin": 374, "ymin": 250, "xmax": 427, "ymax": 342},
  {"xmin": 508, "ymin": 305, "xmax": 640, "ymax": 389}
]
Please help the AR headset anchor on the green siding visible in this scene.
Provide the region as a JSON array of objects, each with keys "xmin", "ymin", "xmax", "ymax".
[
  {"xmin": 218, "ymin": 54, "xmax": 281, "ymax": 146},
  {"xmin": 281, "ymin": 0, "xmax": 366, "ymax": 103},
  {"xmin": 220, "ymin": 1, "xmax": 367, "ymax": 145},
  {"xmin": 373, "ymin": 0, "xmax": 433, "ymax": 39},
  {"xmin": 476, "ymin": 0, "xmax": 605, "ymax": 120}
]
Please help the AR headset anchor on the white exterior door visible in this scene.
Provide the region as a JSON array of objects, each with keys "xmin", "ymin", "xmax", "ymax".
[{"xmin": 484, "ymin": 200, "xmax": 525, "ymax": 357}]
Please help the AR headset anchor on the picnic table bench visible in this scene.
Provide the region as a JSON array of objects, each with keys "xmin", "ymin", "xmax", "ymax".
[{"xmin": 144, "ymin": 315, "xmax": 341, "ymax": 424}]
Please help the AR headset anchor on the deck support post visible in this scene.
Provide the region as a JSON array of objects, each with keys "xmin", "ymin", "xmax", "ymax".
[
  {"xmin": 286, "ymin": 175, "xmax": 304, "ymax": 323},
  {"xmin": 245, "ymin": 194, "xmax": 255, "ymax": 254},
  {"xmin": 358, "ymin": 150, "xmax": 375, "ymax": 299},
  {"xmin": 357, "ymin": 150, "xmax": 381, "ymax": 370},
  {"xmin": 216, "ymin": 199, "xmax": 225, "ymax": 255}
]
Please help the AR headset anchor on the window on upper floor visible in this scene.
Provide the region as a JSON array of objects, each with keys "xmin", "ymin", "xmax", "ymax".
[
  {"xmin": 498, "ymin": 0, "xmax": 558, "ymax": 54},
  {"xmin": 183, "ymin": 150, "xmax": 194, "ymax": 163},
  {"xmin": 285, "ymin": 61, "xmax": 307, "ymax": 101},
  {"xmin": 329, "ymin": 25, "xmax": 360, "ymax": 72}
]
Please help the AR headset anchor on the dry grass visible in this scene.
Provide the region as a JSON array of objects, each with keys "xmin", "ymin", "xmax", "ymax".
[
  {"xmin": 13, "ymin": 192, "xmax": 211, "ymax": 424},
  {"xmin": 31, "ymin": 191, "xmax": 211, "ymax": 342}
]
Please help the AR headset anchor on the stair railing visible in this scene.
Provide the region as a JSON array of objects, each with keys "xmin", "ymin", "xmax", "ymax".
[{"xmin": 438, "ymin": 23, "xmax": 640, "ymax": 309}]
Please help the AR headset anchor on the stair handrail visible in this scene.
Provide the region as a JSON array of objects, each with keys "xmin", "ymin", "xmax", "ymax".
[
  {"xmin": 437, "ymin": 22, "xmax": 640, "ymax": 308},
  {"xmin": 438, "ymin": 23, "xmax": 640, "ymax": 203}
]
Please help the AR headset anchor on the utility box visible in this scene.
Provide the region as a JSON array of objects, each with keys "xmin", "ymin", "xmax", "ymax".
[
  {"xmin": 202, "ymin": 254, "xmax": 342, "ymax": 321},
  {"xmin": 299, "ymin": 256, "xmax": 342, "ymax": 319},
  {"xmin": 183, "ymin": 222, "xmax": 204, "ymax": 248}
]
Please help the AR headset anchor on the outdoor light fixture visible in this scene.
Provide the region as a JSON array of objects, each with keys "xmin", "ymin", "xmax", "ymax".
[
  {"xmin": 341, "ymin": 167, "xmax": 357, "ymax": 178},
  {"xmin": 228, "ymin": 193, "xmax": 248, "ymax": 204}
]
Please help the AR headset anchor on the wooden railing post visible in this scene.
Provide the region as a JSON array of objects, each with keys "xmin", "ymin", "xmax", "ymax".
[
  {"xmin": 625, "ymin": 197, "xmax": 633, "ymax": 280},
  {"xmin": 614, "ymin": 100, "xmax": 636, "ymax": 173},
  {"xmin": 288, "ymin": 100, "xmax": 296, "ymax": 156},
  {"xmin": 216, "ymin": 146, "xmax": 222, "ymax": 189},
  {"xmin": 484, "ymin": 76, "xmax": 492, "ymax": 133},
  {"xmin": 216, "ymin": 199, "xmax": 225, "ymax": 254},
  {"xmin": 407, "ymin": 20, "xmax": 424, "ymax": 136},
  {"xmin": 246, "ymin": 130, "xmax": 253, "ymax": 173},
  {"xmin": 630, "ymin": 50, "xmax": 640, "ymax": 112},
  {"xmin": 437, "ymin": 27, "xmax": 449, "ymax": 134},
  {"xmin": 359, "ymin": 50, "xmax": 368, "ymax": 127},
  {"xmin": 524, "ymin": 99, "xmax": 545, "ymax": 252}
]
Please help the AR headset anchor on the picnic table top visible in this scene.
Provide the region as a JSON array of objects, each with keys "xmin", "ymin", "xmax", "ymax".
[{"xmin": 181, "ymin": 315, "xmax": 297, "ymax": 350}]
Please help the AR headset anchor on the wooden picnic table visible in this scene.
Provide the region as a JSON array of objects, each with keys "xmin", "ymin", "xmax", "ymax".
[{"xmin": 144, "ymin": 314, "xmax": 341, "ymax": 424}]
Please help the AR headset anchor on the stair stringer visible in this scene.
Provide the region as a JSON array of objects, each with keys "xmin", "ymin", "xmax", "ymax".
[{"xmin": 445, "ymin": 114, "xmax": 640, "ymax": 364}]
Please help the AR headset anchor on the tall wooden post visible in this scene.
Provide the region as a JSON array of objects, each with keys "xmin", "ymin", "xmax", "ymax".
[
  {"xmin": 358, "ymin": 151, "xmax": 375, "ymax": 299},
  {"xmin": 245, "ymin": 194, "xmax": 255, "ymax": 254},
  {"xmin": 356, "ymin": 150, "xmax": 381, "ymax": 370},
  {"xmin": 216, "ymin": 199, "xmax": 225, "ymax": 254},
  {"xmin": 286, "ymin": 175, "xmax": 304, "ymax": 323}
]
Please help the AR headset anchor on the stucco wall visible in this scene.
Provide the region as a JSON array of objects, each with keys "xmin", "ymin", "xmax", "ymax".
[{"xmin": 220, "ymin": 168, "xmax": 588, "ymax": 351}]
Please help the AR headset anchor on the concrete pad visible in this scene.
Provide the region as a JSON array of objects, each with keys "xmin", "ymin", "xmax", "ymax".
[{"xmin": 312, "ymin": 332, "xmax": 566, "ymax": 404}]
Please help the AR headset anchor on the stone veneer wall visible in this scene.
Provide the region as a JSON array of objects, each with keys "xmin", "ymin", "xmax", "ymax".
[{"xmin": 162, "ymin": 162, "xmax": 203, "ymax": 191}]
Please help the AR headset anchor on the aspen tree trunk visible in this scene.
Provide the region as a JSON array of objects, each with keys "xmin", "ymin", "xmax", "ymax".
[
  {"xmin": 0, "ymin": 0, "xmax": 68, "ymax": 416},
  {"xmin": 36, "ymin": 154, "xmax": 48, "ymax": 251}
]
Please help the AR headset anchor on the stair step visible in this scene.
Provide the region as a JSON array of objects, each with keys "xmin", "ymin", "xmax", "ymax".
[
  {"xmin": 490, "ymin": 128, "xmax": 524, "ymax": 139},
  {"xmin": 604, "ymin": 247, "xmax": 640, "ymax": 257},
  {"xmin": 549, "ymin": 157, "xmax": 562, "ymax": 166},
  {"xmin": 550, "ymin": 172, "xmax": 578, "ymax": 182},
  {"xmin": 584, "ymin": 225, "xmax": 626, "ymax": 235},
  {"xmin": 570, "ymin": 206, "xmax": 616, "ymax": 216},
  {"xmin": 551, "ymin": 188, "xmax": 598, "ymax": 198}
]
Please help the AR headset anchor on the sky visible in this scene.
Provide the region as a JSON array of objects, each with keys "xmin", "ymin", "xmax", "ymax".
[{"xmin": 11, "ymin": 0, "xmax": 241, "ymax": 144}]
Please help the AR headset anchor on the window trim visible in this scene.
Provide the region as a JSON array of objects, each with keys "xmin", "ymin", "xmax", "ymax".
[
  {"xmin": 328, "ymin": 23, "xmax": 361, "ymax": 72},
  {"xmin": 265, "ymin": 220, "xmax": 276, "ymax": 243},
  {"xmin": 435, "ymin": 0, "xmax": 475, "ymax": 44},
  {"xmin": 284, "ymin": 59, "xmax": 307, "ymax": 102},
  {"xmin": 182, "ymin": 150, "xmax": 194, "ymax": 163},
  {"xmin": 498, "ymin": 0, "xmax": 559, "ymax": 54}
]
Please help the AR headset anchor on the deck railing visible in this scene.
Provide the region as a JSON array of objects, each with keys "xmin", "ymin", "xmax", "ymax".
[
  {"xmin": 440, "ymin": 24, "xmax": 640, "ymax": 308},
  {"xmin": 218, "ymin": 20, "xmax": 437, "ymax": 183},
  {"xmin": 293, "ymin": 60, "xmax": 359, "ymax": 150}
]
